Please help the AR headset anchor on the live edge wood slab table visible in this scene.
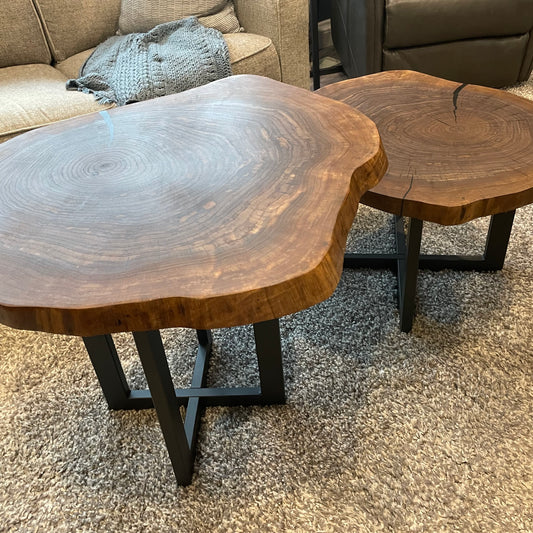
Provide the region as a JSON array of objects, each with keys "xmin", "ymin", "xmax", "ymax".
[
  {"xmin": 0, "ymin": 75, "xmax": 387, "ymax": 486},
  {"xmin": 318, "ymin": 70, "xmax": 533, "ymax": 332}
]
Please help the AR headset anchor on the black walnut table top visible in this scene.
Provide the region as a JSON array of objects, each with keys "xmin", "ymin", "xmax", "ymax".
[
  {"xmin": 318, "ymin": 70, "xmax": 533, "ymax": 225},
  {"xmin": 0, "ymin": 75, "xmax": 387, "ymax": 336}
]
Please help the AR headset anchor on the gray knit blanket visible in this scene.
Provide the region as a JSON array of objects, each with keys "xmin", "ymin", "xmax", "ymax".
[{"xmin": 66, "ymin": 17, "xmax": 232, "ymax": 106}]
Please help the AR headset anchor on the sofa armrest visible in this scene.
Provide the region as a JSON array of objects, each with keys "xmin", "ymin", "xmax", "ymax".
[{"xmin": 233, "ymin": 0, "xmax": 309, "ymax": 89}]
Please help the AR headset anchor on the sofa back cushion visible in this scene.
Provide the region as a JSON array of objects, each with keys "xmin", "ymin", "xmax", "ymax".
[
  {"xmin": 0, "ymin": 0, "xmax": 51, "ymax": 67},
  {"xmin": 33, "ymin": 0, "xmax": 121, "ymax": 63},
  {"xmin": 118, "ymin": 0, "xmax": 241, "ymax": 34}
]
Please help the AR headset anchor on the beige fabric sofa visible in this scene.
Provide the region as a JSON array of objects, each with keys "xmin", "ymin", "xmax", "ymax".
[{"xmin": 0, "ymin": 0, "xmax": 309, "ymax": 144}]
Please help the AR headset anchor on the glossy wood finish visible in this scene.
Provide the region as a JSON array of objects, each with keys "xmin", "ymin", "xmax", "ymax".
[
  {"xmin": 0, "ymin": 75, "xmax": 387, "ymax": 336},
  {"xmin": 318, "ymin": 70, "xmax": 533, "ymax": 225}
]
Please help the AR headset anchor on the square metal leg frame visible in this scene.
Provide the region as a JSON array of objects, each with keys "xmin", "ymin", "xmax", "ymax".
[
  {"xmin": 344, "ymin": 210, "xmax": 516, "ymax": 333},
  {"xmin": 83, "ymin": 319, "xmax": 285, "ymax": 486}
]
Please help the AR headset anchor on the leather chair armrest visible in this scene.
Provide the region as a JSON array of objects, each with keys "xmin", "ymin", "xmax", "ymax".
[
  {"xmin": 519, "ymin": 31, "xmax": 533, "ymax": 82},
  {"xmin": 331, "ymin": 0, "xmax": 384, "ymax": 77}
]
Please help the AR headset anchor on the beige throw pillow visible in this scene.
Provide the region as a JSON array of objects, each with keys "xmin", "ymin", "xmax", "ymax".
[{"xmin": 118, "ymin": 0, "xmax": 242, "ymax": 35}]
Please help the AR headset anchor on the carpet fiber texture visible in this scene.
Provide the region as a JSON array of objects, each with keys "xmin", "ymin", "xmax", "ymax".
[{"xmin": 0, "ymin": 77, "xmax": 532, "ymax": 532}]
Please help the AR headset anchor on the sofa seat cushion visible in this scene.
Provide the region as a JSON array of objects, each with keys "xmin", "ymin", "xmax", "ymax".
[
  {"xmin": 385, "ymin": 0, "xmax": 533, "ymax": 49},
  {"xmin": 56, "ymin": 33, "xmax": 281, "ymax": 81},
  {"xmin": 0, "ymin": 64, "xmax": 113, "ymax": 143},
  {"xmin": 0, "ymin": 0, "xmax": 51, "ymax": 68}
]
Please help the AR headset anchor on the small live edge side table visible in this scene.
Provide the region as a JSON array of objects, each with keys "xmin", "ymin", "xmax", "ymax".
[
  {"xmin": 0, "ymin": 75, "xmax": 386, "ymax": 486},
  {"xmin": 318, "ymin": 70, "xmax": 533, "ymax": 332}
]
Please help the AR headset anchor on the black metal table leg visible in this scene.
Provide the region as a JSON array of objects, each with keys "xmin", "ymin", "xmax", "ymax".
[
  {"xmin": 83, "ymin": 334, "xmax": 131, "ymax": 410},
  {"xmin": 83, "ymin": 320, "xmax": 286, "ymax": 486},
  {"xmin": 417, "ymin": 210, "xmax": 517, "ymax": 271},
  {"xmin": 396, "ymin": 216, "xmax": 423, "ymax": 333},
  {"xmin": 480, "ymin": 210, "xmax": 516, "ymax": 270},
  {"xmin": 254, "ymin": 319, "xmax": 285, "ymax": 404},
  {"xmin": 183, "ymin": 330, "xmax": 212, "ymax": 453},
  {"xmin": 343, "ymin": 210, "xmax": 516, "ymax": 331},
  {"xmin": 133, "ymin": 330, "xmax": 194, "ymax": 486}
]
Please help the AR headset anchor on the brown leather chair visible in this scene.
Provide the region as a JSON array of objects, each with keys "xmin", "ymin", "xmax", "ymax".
[{"xmin": 331, "ymin": 0, "xmax": 533, "ymax": 87}]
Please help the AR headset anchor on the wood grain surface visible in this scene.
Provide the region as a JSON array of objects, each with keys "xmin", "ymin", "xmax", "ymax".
[
  {"xmin": 0, "ymin": 75, "xmax": 386, "ymax": 336},
  {"xmin": 318, "ymin": 70, "xmax": 533, "ymax": 225}
]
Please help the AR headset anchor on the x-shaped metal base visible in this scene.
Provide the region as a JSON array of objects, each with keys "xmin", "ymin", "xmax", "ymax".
[
  {"xmin": 344, "ymin": 210, "xmax": 516, "ymax": 332},
  {"xmin": 83, "ymin": 319, "xmax": 285, "ymax": 486}
]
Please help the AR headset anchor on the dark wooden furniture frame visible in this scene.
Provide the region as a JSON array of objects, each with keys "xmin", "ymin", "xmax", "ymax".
[{"xmin": 310, "ymin": 0, "xmax": 343, "ymax": 89}]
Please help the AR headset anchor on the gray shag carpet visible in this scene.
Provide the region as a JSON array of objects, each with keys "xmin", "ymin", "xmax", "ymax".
[{"xmin": 1, "ymin": 77, "xmax": 532, "ymax": 532}]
